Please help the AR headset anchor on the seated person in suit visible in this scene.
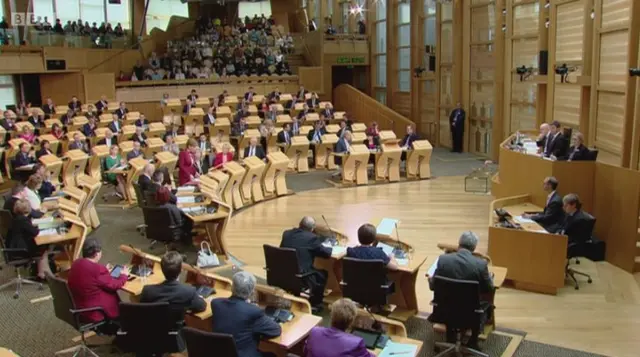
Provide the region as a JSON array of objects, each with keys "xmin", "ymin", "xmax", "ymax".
[
  {"xmin": 156, "ymin": 187, "xmax": 193, "ymax": 243},
  {"xmin": 162, "ymin": 133, "xmax": 180, "ymax": 156},
  {"xmin": 187, "ymin": 89, "xmax": 199, "ymax": 102},
  {"xmin": 564, "ymin": 132, "xmax": 590, "ymax": 161},
  {"xmin": 523, "ymin": 176, "xmax": 565, "ymax": 233},
  {"xmin": 69, "ymin": 132, "xmax": 89, "ymax": 153},
  {"xmin": 97, "ymin": 129, "xmax": 118, "ymax": 147},
  {"xmin": 145, "ymin": 170, "xmax": 177, "ymax": 206},
  {"xmin": 347, "ymin": 223, "xmax": 398, "ymax": 270},
  {"xmin": 67, "ymin": 238, "xmax": 129, "ymax": 335},
  {"xmin": 244, "ymin": 136, "xmax": 266, "ymax": 160},
  {"xmin": 213, "ymin": 143, "xmax": 234, "ymax": 168},
  {"xmin": 536, "ymin": 123, "xmax": 550, "ymax": 153},
  {"xmin": 103, "ymin": 145, "xmax": 126, "ymax": 199},
  {"xmin": 307, "ymin": 120, "xmax": 326, "ymax": 161},
  {"xmin": 557, "ymin": 193, "xmax": 594, "ymax": 243},
  {"xmin": 304, "ymin": 298, "xmax": 374, "ymax": 357},
  {"xmin": 126, "ymin": 140, "xmax": 144, "ymax": 161},
  {"xmin": 134, "ymin": 113, "xmax": 149, "ymax": 128},
  {"xmin": 320, "ymin": 103, "xmax": 334, "ymax": 121},
  {"xmin": 137, "ymin": 163, "xmax": 155, "ymax": 194},
  {"xmin": 3, "ymin": 184, "xmax": 45, "ymax": 218},
  {"xmin": 277, "ymin": 123, "xmax": 293, "ymax": 145},
  {"xmin": 95, "ymin": 96, "xmax": 109, "ymax": 114},
  {"xmin": 13, "ymin": 142, "xmax": 36, "ymax": 170},
  {"xmin": 60, "ymin": 109, "xmax": 74, "ymax": 127},
  {"xmin": 33, "ymin": 164, "xmax": 56, "ymax": 199},
  {"xmin": 306, "ymin": 92, "xmax": 319, "ymax": 108},
  {"xmin": 203, "ymin": 106, "xmax": 216, "ymax": 126},
  {"xmin": 280, "ymin": 216, "xmax": 332, "ymax": 311},
  {"xmin": 140, "ymin": 251, "xmax": 206, "ymax": 349},
  {"xmin": 36, "ymin": 140, "xmax": 54, "ymax": 159},
  {"xmin": 296, "ymin": 85, "xmax": 309, "ymax": 101},
  {"xmin": 430, "ymin": 231, "xmax": 494, "ymax": 350},
  {"xmin": 336, "ymin": 120, "xmax": 350, "ymax": 139},
  {"xmin": 115, "ymin": 101, "xmax": 128, "ymax": 119},
  {"xmin": 82, "ymin": 117, "xmax": 98, "ymax": 138},
  {"xmin": 68, "ymin": 96, "xmax": 82, "ymax": 113},
  {"xmin": 400, "ymin": 125, "xmax": 419, "ymax": 150},
  {"xmin": 130, "ymin": 126, "xmax": 148, "ymax": 147},
  {"xmin": 334, "ymin": 131, "xmax": 353, "ymax": 166},
  {"xmin": 211, "ymin": 271, "xmax": 282, "ymax": 357},
  {"xmin": 108, "ymin": 113, "xmax": 122, "ymax": 134},
  {"xmin": 6, "ymin": 199, "xmax": 52, "ymax": 279},
  {"xmin": 231, "ymin": 117, "xmax": 249, "ymax": 137},
  {"xmin": 297, "ymin": 104, "xmax": 312, "ymax": 121}
]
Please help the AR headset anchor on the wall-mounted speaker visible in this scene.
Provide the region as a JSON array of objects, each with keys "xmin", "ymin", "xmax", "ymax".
[
  {"xmin": 428, "ymin": 55, "xmax": 436, "ymax": 72},
  {"xmin": 538, "ymin": 50, "xmax": 548, "ymax": 75},
  {"xmin": 46, "ymin": 59, "xmax": 66, "ymax": 71}
]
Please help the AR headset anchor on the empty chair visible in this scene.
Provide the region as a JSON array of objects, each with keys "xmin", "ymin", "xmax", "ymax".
[
  {"xmin": 183, "ymin": 326, "xmax": 238, "ymax": 357},
  {"xmin": 142, "ymin": 206, "xmax": 184, "ymax": 250},
  {"xmin": 117, "ymin": 302, "xmax": 182, "ymax": 355},
  {"xmin": 0, "ymin": 232, "xmax": 43, "ymax": 299},
  {"xmin": 263, "ymin": 244, "xmax": 312, "ymax": 297}
]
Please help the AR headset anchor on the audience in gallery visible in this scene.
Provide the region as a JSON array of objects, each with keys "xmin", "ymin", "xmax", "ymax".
[{"xmin": 124, "ymin": 14, "xmax": 293, "ymax": 82}]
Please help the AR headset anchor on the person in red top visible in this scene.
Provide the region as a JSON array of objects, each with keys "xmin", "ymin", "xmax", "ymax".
[
  {"xmin": 213, "ymin": 143, "xmax": 234, "ymax": 168},
  {"xmin": 178, "ymin": 138, "xmax": 199, "ymax": 186},
  {"xmin": 67, "ymin": 238, "xmax": 129, "ymax": 334},
  {"xmin": 365, "ymin": 121, "xmax": 380, "ymax": 138}
]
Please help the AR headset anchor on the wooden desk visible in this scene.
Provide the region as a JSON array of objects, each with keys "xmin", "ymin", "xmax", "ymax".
[
  {"xmin": 39, "ymin": 134, "xmax": 60, "ymax": 154},
  {"xmin": 89, "ymin": 145, "xmax": 109, "ymax": 181},
  {"xmin": 199, "ymin": 170, "xmax": 230, "ymax": 200},
  {"xmin": 351, "ymin": 123, "xmax": 366, "ymax": 132},
  {"xmin": 76, "ymin": 175, "xmax": 102, "ymax": 229},
  {"xmin": 216, "ymin": 106, "xmax": 232, "ymax": 119},
  {"xmin": 39, "ymin": 154, "xmax": 63, "ymax": 187},
  {"xmin": 62, "ymin": 149, "xmax": 88, "ymax": 187},
  {"xmin": 185, "ymin": 108, "xmax": 205, "ymax": 136},
  {"xmin": 238, "ymin": 129, "xmax": 261, "ymax": 159},
  {"xmin": 124, "ymin": 111, "xmax": 140, "ymax": 125},
  {"xmin": 221, "ymin": 161, "xmax": 246, "ymax": 210},
  {"xmin": 375, "ymin": 142, "xmax": 402, "ymax": 182},
  {"xmin": 145, "ymin": 138, "xmax": 165, "ymax": 158},
  {"xmin": 147, "ymin": 122, "xmax": 166, "ymax": 139},
  {"xmin": 241, "ymin": 156, "xmax": 267, "ymax": 203},
  {"xmin": 284, "ymin": 136, "xmax": 310, "ymax": 173},
  {"xmin": 276, "ymin": 114, "xmax": 292, "ymax": 127},
  {"xmin": 315, "ymin": 134, "xmax": 338, "ymax": 169},
  {"xmin": 35, "ymin": 211, "xmax": 88, "ymax": 269},
  {"xmin": 0, "ymin": 347, "xmax": 20, "ymax": 357},
  {"xmin": 488, "ymin": 195, "xmax": 567, "ymax": 294},
  {"xmin": 246, "ymin": 115, "xmax": 262, "ymax": 129},
  {"xmin": 212, "ymin": 117, "xmax": 231, "ymax": 138},
  {"xmin": 263, "ymin": 152, "xmax": 289, "ymax": 197},
  {"xmin": 405, "ymin": 140, "xmax": 432, "ymax": 180},
  {"xmin": 155, "ymin": 151, "xmax": 178, "ymax": 188},
  {"xmin": 179, "ymin": 197, "xmax": 232, "ymax": 260},
  {"xmin": 123, "ymin": 157, "xmax": 148, "ymax": 205},
  {"xmin": 337, "ymin": 144, "xmax": 369, "ymax": 185}
]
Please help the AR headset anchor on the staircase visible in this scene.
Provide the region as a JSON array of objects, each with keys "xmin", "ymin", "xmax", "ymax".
[{"xmin": 287, "ymin": 53, "xmax": 306, "ymax": 74}]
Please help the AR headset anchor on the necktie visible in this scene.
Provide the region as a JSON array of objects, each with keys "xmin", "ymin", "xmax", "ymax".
[
  {"xmin": 285, "ymin": 132, "xmax": 289, "ymax": 143},
  {"xmin": 314, "ymin": 131, "xmax": 320, "ymax": 142},
  {"xmin": 249, "ymin": 147, "xmax": 254, "ymax": 157}
]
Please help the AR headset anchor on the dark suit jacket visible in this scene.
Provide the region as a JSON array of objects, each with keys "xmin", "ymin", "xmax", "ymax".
[
  {"xmin": 82, "ymin": 123, "xmax": 97, "ymax": 137},
  {"xmin": 244, "ymin": 92, "xmax": 256, "ymax": 101},
  {"xmin": 126, "ymin": 150, "xmax": 143, "ymax": 161},
  {"xmin": 13, "ymin": 152, "xmax": 35, "ymax": 168},
  {"xmin": 202, "ymin": 113, "xmax": 216, "ymax": 125},
  {"xmin": 140, "ymin": 280, "xmax": 207, "ymax": 331},
  {"xmin": 277, "ymin": 130, "xmax": 292, "ymax": 144},
  {"xmin": 433, "ymin": 249, "xmax": 494, "ymax": 294},
  {"xmin": 138, "ymin": 174, "xmax": 153, "ymax": 194},
  {"xmin": 95, "ymin": 100, "xmax": 108, "ymax": 111},
  {"xmin": 244, "ymin": 145, "xmax": 266, "ymax": 160},
  {"xmin": 68, "ymin": 101, "xmax": 82, "ymax": 111},
  {"xmin": 320, "ymin": 109, "xmax": 334, "ymax": 119},
  {"xmin": 532, "ymin": 191, "xmax": 565, "ymax": 233},
  {"xmin": 28, "ymin": 116, "xmax": 44, "ymax": 128},
  {"xmin": 336, "ymin": 127, "xmax": 350, "ymax": 138},
  {"xmin": 108, "ymin": 121, "xmax": 122, "ymax": 134},
  {"xmin": 211, "ymin": 296, "xmax": 282, "ymax": 357},
  {"xmin": 134, "ymin": 119, "xmax": 149, "ymax": 127},
  {"xmin": 145, "ymin": 182, "xmax": 177, "ymax": 206},
  {"xmin": 0, "ymin": 119, "xmax": 15, "ymax": 131},
  {"xmin": 42, "ymin": 104, "xmax": 55, "ymax": 115},
  {"xmin": 182, "ymin": 104, "xmax": 192, "ymax": 115},
  {"xmin": 3, "ymin": 196, "xmax": 44, "ymax": 219},
  {"xmin": 335, "ymin": 138, "xmax": 350, "ymax": 153},
  {"xmin": 401, "ymin": 133, "xmax": 419, "ymax": 148},
  {"xmin": 297, "ymin": 89, "xmax": 309, "ymax": 100},
  {"xmin": 307, "ymin": 128, "xmax": 327, "ymax": 142},
  {"xmin": 564, "ymin": 145, "xmax": 590, "ymax": 161},
  {"xmin": 36, "ymin": 148, "xmax": 53, "ymax": 159},
  {"xmin": 280, "ymin": 228, "xmax": 332, "ymax": 273},
  {"xmin": 297, "ymin": 110, "xmax": 312, "ymax": 120},
  {"xmin": 6, "ymin": 215, "xmax": 40, "ymax": 259},
  {"xmin": 114, "ymin": 108, "xmax": 128, "ymax": 119},
  {"xmin": 97, "ymin": 137, "xmax": 118, "ymax": 146},
  {"xmin": 306, "ymin": 98, "xmax": 319, "ymax": 108},
  {"xmin": 68, "ymin": 141, "xmax": 88, "ymax": 153},
  {"xmin": 449, "ymin": 108, "xmax": 466, "ymax": 131},
  {"xmin": 558, "ymin": 210, "xmax": 594, "ymax": 244},
  {"xmin": 131, "ymin": 133, "xmax": 147, "ymax": 146},
  {"xmin": 544, "ymin": 133, "xmax": 567, "ymax": 158},
  {"xmin": 536, "ymin": 135, "xmax": 548, "ymax": 149}
]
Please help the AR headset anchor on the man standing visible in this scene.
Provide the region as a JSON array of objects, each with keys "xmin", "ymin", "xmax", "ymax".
[{"xmin": 449, "ymin": 102, "xmax": 466, "ymax": 153}]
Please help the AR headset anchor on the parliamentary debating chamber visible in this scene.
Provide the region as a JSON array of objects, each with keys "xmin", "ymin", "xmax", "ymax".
[{"xmin": 1, "ymin": 0, "xmax": 640, "ymax": 356}]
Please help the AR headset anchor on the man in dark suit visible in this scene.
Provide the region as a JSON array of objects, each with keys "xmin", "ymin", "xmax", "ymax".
[
  {"xmin": 127, "ymin": 141, "xmax": 144, "ymax": 161},
  {"xmin": 280, "ymin": 216, "xmax": 332, "ymax": 310},
  {"xmin": 557, "ymin": 194, "xmax": 594, "ymax": 243},
  {"xmin": 449, "ymin": 102, "xmax": 466, "ymax": 153},
  {"xmin": 131, "ymin": 126, "xmax": 148, "ymax": 147},
  {"xmin": 108, "ymin": 113, "xmax": 122, "ymax": 134},
  {"xmin": 211, "ymin": 271, "xmax": 282, "ymax": 357},
  {"xmin": 140, "ymin": 252, "xmax": 207, "ymax": 350},
  {"xmin": 400, "ymin": 125, "xmax": 419, "ymax": 149},
  {"xmin": 42, "ymin": 97, "xmax": 56, "ymax": 117},
  {"xmin": 543, "ymin": 121, "xmax": 567, "ymax": 158},
  {"xmin": 269, "ymin": 87, "xmax": 281, "ymax": 101},
  {"xmin": 81, "ymin": 117, "xmax": 98, "ymax": 137},
  {"xmin": 27, "ymin": 110, "xmax": 44, "ymax": 129},
  {"xmin": 137, "ymin": 163, "xmax": 155, "ymax": 193},
  {"xmin": 564, "ymin": 132, "xmax": 590, "ymax": 161},
  {"xmin": 94, "ymin": 96, "xmax": 109, "ymax": 114},
  {"xmin": 60, "ymin": 109, "xmax": 74, "ymax": 126},
  {"xmin": 522, "ymin": 177, "xmax": 564, "ymax": 233},
  {"xmin": 297, "ymin": 104, "xmax": 312, "ymax": 121},
  {"xmin": 68, "ymin": 96, "xmax": 82, "ymax": 113},
  {"xmin": 203, "ymin": 106, "xmax": 216, "ymax": 125},
  {"xmin": 306, "ymin": 93, "xmax": 319, "ymax": 109},
  {"xmin": 13, "ymin": 143, "xmax": 36, "ymax": 169},
  {"xmin": 68, "ymin": 133, "xmax": 88, "ymax": 153},
  {"xmin": 244, "ymin": 136, "xmax": 266, "ymax": 160},
  {"xmin": 97, "ymin": 130, "xmax": 118, "ymax": 146},
  {"xmin": 115, "ymin": 101, "xmax": 128, "ymax": 119},
  {"xmin": 277, "ymin": 123, "xmax": 292, "ymax": 145},
  {"xmin": 145, "ymin": 170, "xmax": 177, "ymax": 205},
  {"xmin": 244, "ymin": 86, "xmax": 256, "ymax": 102},
  {"xmin": 335, "ymin": 131, "xmax": 352, "ymax": 155},
  {"xmin": 186, "ymin": 89, "xmax": 198, "ymax": 102},
  {"xmin": 320, "ymin": 103, "xmax": 333, "ymax": 120},
  {"xmin": 430, "ymin": 231, "xmax": 494, "ymax": 350},
  {"xmin": 307, "ymin": 120, "xmax": 326, "ymax": 144},
  {"xmin": 296, "ymin": 85, "xmax": 308, "ymax": 101},
  {"xmin": 336, "ymin": 120, "xmax": 350, "ymax": 139},
  {"xmin": 1, "ymin": 110, "xmax": 16, "ymax": 132}
]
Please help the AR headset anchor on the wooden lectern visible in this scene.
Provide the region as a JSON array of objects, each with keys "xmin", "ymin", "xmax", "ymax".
[
  {"xmin": 221, "ymin": 161, "xmax": 246, "ymax": 210},
  {"xmin": 124, "ymin": 157, "xmax": 148, "ymax": 205},
  {"xmin": 62, "ymin": 149, "xmax": 89, "ymax": 187},
  {"xmin": 98, "ymin": 114, "xmax": 112, "ymax": 128},
  {"xmin": 35, "ymin": 210, "xmax": 89, "ymax": 267},
  {"xmin": 212, "ymin": 118, "xmax": 231, "ymax": 138},
  {"xmin": 263, "ymin": 151, "xmax": 289, "ymax": 197},
  {"xmin": 285, "ymin": 136, "xmax": 310, "ymax": 173},
  {"xmin": 375, "ymin": 142, "xmax": 403, "ymax": 182},
  {"xmin": 38, "ymin": 134, "xmax": 60, "ymax": 154},
  {"xmin": 299, "ymin": 125, "xmax": 313, "ymax": 137},
  {"xmin": 276, "ymin": 114, "xmax": 292, "ymax": 127},
  {"xmin": 316, "ymin": 134, "xmax": 339, "ymax": 169},
  {"xmin": 39, "ymin": 154, "xmax": 63, "ymax": 187},
  {"xmin": 69, "ymin": 116, "xmax": 88, "ymax": 132},
  {"xmin": 238, "ymin": 129, "xmax": 261, "ymax": 159},
  {"xmin": 241, "ymin": 156, "xmax": 267, "ymax": 203},
  {"xmin": 145, "ymin": 138, "xmax": 165, "ymax": 158},
  {"xmin": 76, "ymin": 175, "xmax": 102, "ymax": 229},
  {"xmin": 216, "ymin": 106, "xmax": 232, "ymax": 119},
  {"xmin": 89, "ymin": 145, "xmax": 109, "ymax": 181},
  {"xmin": 245, "ymin": 116, "xmax": 261, "ymax": 129},
  {"xmin": 185, "ymin": 107, "xmax": 205, "ymax": 136},
  {"xmin": 325, "ymin": 124, "xmax": 340, "ymax": 134},
  {"xmin": 378, "ymin": 130, "xmax": 397, "ymax": 144},
  {"xmin": 119, "ymin": 125, "xmax": 136, "ymax": 144},
  {"xmin": 148, "ymin": 122, "xmax": 166, "ymax": 139},
  {"xmin": 351, "ymin": 123, "xmax": 366, "ymax": 132},
  {"xmin": 57, "ymin": 186, "xmax": 88, "ymax": 217},
  {"xmin": 406, "ymin": 140, "xmax": 432, "ymax": 180},
  {"xmin": 174, "ymin": 135, "xmax": 189, "ymax": 150},
  {"xmin": 124, "ymin": 111, "xmax": 140, "ymax": 125},
  {"xmin": 154, "ymin": 152, "xmax": 178, "ymax": 188},
  {"xmin": 200, "ymin": 170, "xmax": 230, "ymax": 201},
  {"xmin": 340, "ymin": 144, "xmax": 370, "ymax": 185},
  {"xmin": 304, "ymin": 113, "xmax": 320, "ymax": 125}
]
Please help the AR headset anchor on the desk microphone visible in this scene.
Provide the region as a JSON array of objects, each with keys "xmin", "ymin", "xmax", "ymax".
[
  {"xmin": 393, "ymin": 222, "xmax": 407, "ymax": 259},
  {"xmin": 321, "ymin": 215, "xmax": 338, "ymax": 246},
  {"xmin": 128, "ymin": 244, "xmax": 152, "ymax": 276}
]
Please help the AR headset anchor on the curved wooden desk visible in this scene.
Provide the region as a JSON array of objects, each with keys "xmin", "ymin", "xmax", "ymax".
[
  {"xmin": 62, "ymin": 149, "xmax": 88, "ymax": 187},
  {"xmin": 39, "ymin": 154, "xmax": 63, "ymax": 187},
  {"xmin": 35, "ymin": 211, "xmax": 88, "ymax": 269},
  {"xmin": 76, "ymin": 175, "xmax": 102, "ymax": 229},
  {"xmin": 241, "ymin": 156, "xmax": 267, "ymax": 203},
  {"xmin": 315, "ymin": 134, "xmax": 338, "ymax": 170},
  {"xmin": 405, "ymin": 140, "xmax": 432, "ymax": 180},
  {"xmin": 263, "ymin": 152, "xmax": 290, "ymax": 197},
  {"xmin": 89, "ymin": 145, "xmax": 109, "ymax": 182}
]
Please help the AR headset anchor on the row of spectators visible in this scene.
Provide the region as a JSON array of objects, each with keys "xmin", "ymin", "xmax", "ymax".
[{"xmin": 30, "ymin": 16, "xmax": 125, "ymax": 37}]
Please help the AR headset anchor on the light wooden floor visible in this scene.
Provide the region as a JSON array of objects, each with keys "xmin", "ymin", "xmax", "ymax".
[{"xmin": 225, "ymin": 176, "xmax": 640, "ymax": 357}]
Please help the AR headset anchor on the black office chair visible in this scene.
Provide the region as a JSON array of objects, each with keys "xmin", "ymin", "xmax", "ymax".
[
  {"xmin": 117, "ymin": 302, "xmax": 182, "ymax": 355},
  {"xmin": 566, "ymin": 215, "xmax": 596, "ymax": 290},
  {"xmin": 142, "ymin": 206, "xmax": 183, "ymax": 250},
  {"xmin": 263, "ymin": 244, "xmax": 314, "ymax": 297},
  {"xmin": 586, "ymin": 149, "xmax": 599, "ymax": 161},
  {"xmin": 183, "ymin": 326, "xmax": 239, "ymax": 357},
  {"xmin": 428, "ymin": 276, "xmax": 489, "ymax": 357},
  {"xmin": 0, "ymin": 232, "xmax": 43, "ymax": 298},
  {"xmin": 47, "ymin": 275, "xmax": 106, "ymax": 357},
  {"xmin": 340, "ymin": 257, "xmax": 393, "ymax": 309},
  {"xmin": 132, "ymin": 182, "xmax": 147, "ymax": 235},
  {"xmin": 0, "ymin": 208, "xmax": 12, "ymax": 238}
]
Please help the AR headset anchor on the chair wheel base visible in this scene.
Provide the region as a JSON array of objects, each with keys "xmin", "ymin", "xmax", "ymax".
[
  {"xmin": 575, "ymin": 285, "xmax": 579, "ymax": 290},
  {"xmin": 587, "ymin": 278, "xmax": 592, "ymax": 283},
  {"xmin": 12, "ymin": 293, "xmax": 19, "ymax": 299}
]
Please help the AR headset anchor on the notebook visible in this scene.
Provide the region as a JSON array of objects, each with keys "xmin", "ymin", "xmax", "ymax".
[
  {"xmin": 376, "ymin": 218, "xmax": 399, "ymax": 236},
  {"xmin": 376, "ymin": 242, "xmax": 395, "ymax": 256},
  {"xmin": 378, "ymin": 341, "xmax": 418, "ymax": 357}
]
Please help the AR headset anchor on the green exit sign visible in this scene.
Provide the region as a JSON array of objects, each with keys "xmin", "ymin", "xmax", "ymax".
[{"xmin": 337, "ymin": 56, "xmax": 366, "ymax": 64}]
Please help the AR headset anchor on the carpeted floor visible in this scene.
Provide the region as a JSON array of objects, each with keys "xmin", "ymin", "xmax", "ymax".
[{"xmin": 0, "ymin": 149, "xmax": 608, "ymax": 357}]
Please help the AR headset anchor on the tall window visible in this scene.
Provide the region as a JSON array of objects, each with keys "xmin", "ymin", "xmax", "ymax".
[
  {"xmin": 373, "ymin": 0, "xmax": 387, "ymax": 104},
  {"xmin": 107, "ymin": 0, "xmax": 130, "ymax": 29},
  {"xmin": 146, "ymin": 0, "xmax": 188, "ymax": 32},
  {"xmin": 79, "ymin": 0, "xmax": 105, "ymax": 25},
  {"xmin": 0, "ymin": 76, "xmax": 17, "ymax": 111},
  {"xmin": 33, "ymin": 0, "xmax": 55, "ymax": 21},
  {"xmin": 397, "ymin": 2, "xmax": 410, "ymax": 91},
  {"xmin": 238, "ymin": 1, "xmax": 272, "ymax": 19},
  {"xmin": 33, "ymin": 0, "xmax": 130, "ymax": 28}
]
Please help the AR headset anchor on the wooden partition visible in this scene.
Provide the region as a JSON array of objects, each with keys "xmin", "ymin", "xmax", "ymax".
[
  {"xmin": 84, "ymin": 73, "xmax": 117, "ymax": 102},
  {"xmin": 0, "ymin": 47, "xmax": 46, "ymax": 73},
  {"xmin": 438, "ymin": 1, "xmax": 455, "ymax": 148},
  {"xmin": 298, "ymin": 67, "xmax": 324, "ymax": 94},
  {"xmin": 40, "ymin": 73, "xmax": 87, "ymax": 105},
  {"xmin": 333, "ymin": 84, "xmax": 416, "ymax": 135}
]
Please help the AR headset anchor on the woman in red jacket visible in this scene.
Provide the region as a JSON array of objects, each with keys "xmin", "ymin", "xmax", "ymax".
[
  {"xmin": 213, "ymin": 143, "xmax": 234, "ymax": 168},
  {"xmin": 178, "ymin": 138, "xmax": 199, "ymax": 185},
  {"xmin": 67, "ymin": 238, "xmax": 129, "ymax": 334}
]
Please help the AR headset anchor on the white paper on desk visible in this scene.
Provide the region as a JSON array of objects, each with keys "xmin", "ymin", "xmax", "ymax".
[
  {"xmin": 396, "ymin": 258, "xmax": 409, "ymax": 267},
  {"xmin": 427, "ymin": 257, "xmax": 439, "ymax": 277},
  {"xmin": 177, "ymin": 196, "xmax": 196, "ymax": 204},
  {"xmin": 513, "ymin": 215, "xmax": 535, "ymax": 224},
  {"xmin": 332, "ymin": 246, "xmax": 347, "ymax": 255},
  {"xmin": 181, "ymin": 206, "xmax": 199, "ymax": 214},
  {"xmin": 177, "ymin": 186, "xmax": 196, "ymax": 192},
  {"xmin": 114, "ymin": 165, "xmax": 128, "ymax": 171},
  {"xmin": 39, "ymin": 228, "xmax": 58, "ymax": 236},
  {"xmin": 376, "ymin": 242, "xmax": 394, "ymax": 256},
  {"xmin": 20, "ymin": 164, "xmax": 36, "ymax": 170},
  {"xmin": 32, "ymin": 217, "xmax": 54, "ymax": 225},
  {"xmin": 378, "ymin": 341, "xmax": 418, "ymax": 357},
  {"xmin": 43, "ymin": 196, "xmax": 58, "ymax": 202},
  {"xmin": 377, "ymin": 218, "xmax": 399, "ymax": 236}
]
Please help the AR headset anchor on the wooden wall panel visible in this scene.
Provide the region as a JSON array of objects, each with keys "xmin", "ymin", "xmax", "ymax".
[
  {"xmin": 298, "ymin": 66, "xmax": 324, "ymax": 93},
  {"xmin": 441, "ymin": 22, "xmax": 454, "ymax": 63},
  {"xmin": 510, "ymin": 105, "xmax": 537, "ymax": 130},
  {"xmin": 392, "ymin": 92, "xmax": 411, "ymax": 117},
  {"xmin": 553, "ymin": 85, "xmax": 582, "ymax": 127},
  {"xmin": 598, "ymin": 31, "xmax": 629, "ymax": 89},
  {"xmin": 555, "ymin": 1, "xmax": 585, "ymax": 63},
  {"xmin": 471, "ymin": 7, "xmax": 492, "ymax": 42},
  {"xmin": 0, "ymin": 53, "xmax": 45, "ymax": 73},
  {"xmin": 83, "ymin": 74, "xmax": 116, "ymax": 103},
  {"xmin": 511, "ymin": 38, "xmax": 539, "ymax": 68},
  {"xmin": 595, "ymin": 91, "xmax": 625, "ymax": 164},
  {"xmin": 420, "ymin": 80, "xmax": 438, "ymax": 143},
  {"xmin": 513, "ymin": 3, "xmax": 539, "ymax": 36},
  {"xmin": 601, "ymin": 0, "xmax": 630, "ymax": 28},
  {"xmin": 39, "ymin": 73, "xmax": 86, "ymax": 105}
]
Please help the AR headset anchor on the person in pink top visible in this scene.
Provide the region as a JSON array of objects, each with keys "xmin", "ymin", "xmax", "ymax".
[
  {"xmin": 304, "ymin": 298, "xmax": 374, "ymax": 357},
  {"xmin": 19, "ymin": 126, "xmax": 36, "ymax": 144}
]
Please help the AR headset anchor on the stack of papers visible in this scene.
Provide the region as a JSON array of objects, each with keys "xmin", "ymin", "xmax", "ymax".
[
  {"xmin": 177, "ymin": 196, "xmax": 196, "ymax": 204},
  {"xmin": 43, "ymin": 196, "xmax": 58, "ymax": 202},
  {"xmin": 331, "ymin": 246, "xmax": 347, "ymax": 255},
  {"xmin": 396, "ymin": 258, "xmax": 409, "ymax": 267},
  {"xmin": 513, "ymin": 215, "xmax": 535, "ymax": 224},
  {"xmin": 427, "ymin": 257, "xmax": 439, "ymax": 277},
  {"xmin": 39, "ymin": 228, "xmax": 58, "ymax": 236},
  {"xmin": 181, "ymin": 206, "xmax": 204, "ymax": 214},
  {"xmin": 33, "ymin": 217, "xmax": 54, "ymax": 225},
  {"xmin": 378, "ymin": 341, "xmax": 418, "ymax": 357},
  {"xmin": 376, "ymin": 218, "xmax": 399, "ymax": 236},
  {"xmin": 177, "ymin": 186, "xmax": 196, "ymax": 192}
]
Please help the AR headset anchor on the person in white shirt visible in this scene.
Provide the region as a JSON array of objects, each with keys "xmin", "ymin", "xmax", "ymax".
[{"xmin": 25, "ymin": 174, "xmax": 47, "ymax": 212}]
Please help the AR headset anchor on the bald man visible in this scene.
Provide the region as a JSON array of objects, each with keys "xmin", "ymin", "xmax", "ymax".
[
  {"xmin": 280, "ymin": 216, "xmax": 332, "ymax": 311},
  {"xmin": 243, "ymin": 137, "xmax": 265, "ymax": 160},
  {"xmin": 137, "ymin": 163, "xmax": 155, "ymax": 193}
]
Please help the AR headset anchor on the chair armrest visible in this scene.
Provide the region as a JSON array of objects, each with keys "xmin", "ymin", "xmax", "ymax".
[
  {"xmin": 70, "ymin": 306, "xmax": 108, "ymax": 322},
  {"xmin": 295, "ymin": 271, "xmax": 315, "ymax": 279},
  {"xmin": 381, "ymin": 283, "xmax": 392, "ymax": 289},
  {"xmin": 1, "ymin": 248, "xmax": 29, "ymax": 253}
]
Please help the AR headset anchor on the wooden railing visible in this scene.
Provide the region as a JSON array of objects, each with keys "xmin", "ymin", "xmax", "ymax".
[{"xmin": 333, "ymin": 84, "xmax": 416, "ymax": 135}]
